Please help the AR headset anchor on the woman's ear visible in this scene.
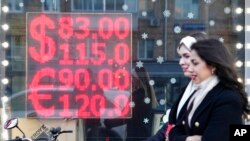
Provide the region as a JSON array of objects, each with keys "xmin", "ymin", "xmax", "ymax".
[{"xmin": 211, "ymin": 67, "xmax": 216, "ymax": 74}]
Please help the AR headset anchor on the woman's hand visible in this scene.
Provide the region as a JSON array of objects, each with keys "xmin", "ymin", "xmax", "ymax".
[{"xmin": 186, "ymin": 135, "xmax": 202, "ymax": 141}]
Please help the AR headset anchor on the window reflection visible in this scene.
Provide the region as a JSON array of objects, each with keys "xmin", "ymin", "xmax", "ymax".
[
  {"xmin": 71, "ymin": 0, "xmax": 137, "ymax": 12},
  {"xmin": 138, "ymin": 39, "xmax": 154, "ymax": 60},
  {"xmin": 175, "ymin": 0, "xmax": 199, "ymax": 19},
  {"xmin": 0, "ymin": 0, "xmax": 246, "ymax": 140},
  {"xmin": 7, "ymin": 0, "xmax": 23, "ymax": 13}
]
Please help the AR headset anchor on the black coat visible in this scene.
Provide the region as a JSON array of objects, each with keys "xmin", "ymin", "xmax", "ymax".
[{"xmin": 169, "ymin": 82, "xmax": 243, "ymax": 141}]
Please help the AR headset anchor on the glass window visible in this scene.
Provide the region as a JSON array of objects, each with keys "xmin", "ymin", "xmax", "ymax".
[
  {"xmin": 7, "ymin": 0, "xmax": 24, "ymax": 13},
  {"xmin": 5, "ymin": 35, "xmax": 25, "ymax": 72},
  {"xmin": 10, "ymin": 35, "xmax": 25, "ymax": 60},
  {"xmin": 175, "ymin": 0, "xmax": 199, "ymax": 19},
  {"xmin": 0, "ymin": 0, "xmax": 247, "ymax": 141},
  {"xmin": 41, "ymin": 0, "xmax": 60, "ymax": 12},
  {"xmin": 106, "ymin": 0, "xmax": 124, "ymax": 11},
  {"xmin": 115, "ymin": 0, "xmax": 123, "ymax": 11},
  {"xmin": 72, "ymin": 0, "xmax": 137, "ymax": 12},
  {"xmin": 94, "ymin": 0, "xmax": 103, "ymax": 11},
  {"xmin": 72, "ymin": 0, "xmax": 92, "ymax": 11},
  {"xmin": 138, "ymin": 0, "xmax": 155, "ymax": 19},
  {"xmin": 106, "ymin": 0, "xmax": 115, "ymax": 10},
  {"xmin": 125, "ymin": 0, "xmax": 137, "ymax": 12},
  {"xmin": 138, "ymin": 39, "xmax": 154, "ymax": 59}
]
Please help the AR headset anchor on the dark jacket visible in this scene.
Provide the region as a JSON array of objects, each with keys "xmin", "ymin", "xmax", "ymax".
[{"xmin": 169, "ymin": 82, "xmax": 243, "ymax": 141}]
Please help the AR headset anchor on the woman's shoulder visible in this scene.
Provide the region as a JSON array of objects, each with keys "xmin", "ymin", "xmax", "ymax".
[{"xmin": 214, "ymin": 84, "xmax": 242, "ymax": 104}]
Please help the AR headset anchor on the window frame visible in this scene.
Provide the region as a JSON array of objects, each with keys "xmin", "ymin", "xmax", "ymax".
[
  {"xmin": 41, "ymin": 0, "xmax": 60, "ymax": 12},
  {"xmin": 71, "ymin": 0, "xmax": 138, "ymax": 12},
  {"xmin": 7, "ymin": 0, "xmax": 24, "ymax": 13},
  {"xmin": 138, "ymin": 39, "xmax": 155, "ymax": 60}
]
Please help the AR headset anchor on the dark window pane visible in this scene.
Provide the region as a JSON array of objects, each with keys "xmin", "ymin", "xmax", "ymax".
[{"xmin": 94, "ymin": 0, "xmax": 103, "ymax": 10}]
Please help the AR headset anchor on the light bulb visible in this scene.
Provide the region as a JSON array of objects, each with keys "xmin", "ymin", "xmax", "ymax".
[
  {"xmin": 235, "ymin": 7, "xmax": 243, "ymax": 14},
  {"xmin": 236, "ymin": 43, "xmax": 243, "ymax": 49},
  {"xmin": 2, "ymin": 6, "xmax": 9, "ymax": 13},
  {"xmin": 2, "ymin": 42, "xmax": 9, "ymax": 48},
  {"xmin": 1, "ymin": 24, "xmax": 9, "ymax": 31},
  {"xmin": 1, "ymin": 60, "xmax": 9, "ymax": 66},
  {"xmin": 235, "ymin": 60, "xmax": 243, "ymax": 68},
  {"xmin": 1, "ymin": 78, "xmax": 9, "ymax": 85}
]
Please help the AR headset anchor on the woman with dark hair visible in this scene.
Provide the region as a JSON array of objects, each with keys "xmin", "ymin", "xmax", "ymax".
[
  {"xmin": 146, "ymin": 32, "xmax": 208, "ymax": 141},
  {"xmin": 169, "ymin": 39, "xmax": 250, "ymax": 141}
]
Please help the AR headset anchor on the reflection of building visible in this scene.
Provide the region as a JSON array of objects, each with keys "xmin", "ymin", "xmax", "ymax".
[
  {"xmin": 0, "ymin": 0, "xmax": 246, "ymax": 140},
  {"xmin": 0, "ymin": 0, "xmax": 245, "ymax": 115}
]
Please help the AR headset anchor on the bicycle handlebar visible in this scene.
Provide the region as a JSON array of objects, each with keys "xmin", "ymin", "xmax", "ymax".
[
  {"xmin": 6, "ymin": 138, "xmax": 31, "ymax": 141},
  {"xmin": 60, "ymin": 130, "xmax": 73, "ymax": 134},
  {"xmin": 50, "ymin": 129, "xmax": 73, "ymax": 141}
]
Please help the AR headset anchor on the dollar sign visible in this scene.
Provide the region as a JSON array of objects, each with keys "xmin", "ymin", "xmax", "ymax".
[{"xmin": 29, "ymin": 14, "xmax": 55, "ymax": 63}]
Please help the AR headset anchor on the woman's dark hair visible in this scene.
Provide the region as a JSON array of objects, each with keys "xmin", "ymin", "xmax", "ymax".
[{"xmin": 191, "ymin": 39, "xmax": 250, "ymax": 115}]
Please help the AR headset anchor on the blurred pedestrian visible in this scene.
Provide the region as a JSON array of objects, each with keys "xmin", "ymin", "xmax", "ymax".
[
  {"xmin": 169, "ymin": 39, "xmax": 250, "ymax": 141},
  {"xmin": 146, "ymin": 32, "xmax": 208, "ymax": 141}
]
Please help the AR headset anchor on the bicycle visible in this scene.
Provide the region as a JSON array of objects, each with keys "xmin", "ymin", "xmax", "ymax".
[{"xmin": 4, "ymin": 118, "xmax": 73, "ymax": 141}]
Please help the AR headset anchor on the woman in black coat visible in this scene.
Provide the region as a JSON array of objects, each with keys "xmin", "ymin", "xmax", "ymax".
[
  {"xmin": 146, "ymin": 32, "xmax": 208, "ymax": 141},
  {"xmin": 169, "ymin": 39, "xmax": 250, "ymax": 141}
]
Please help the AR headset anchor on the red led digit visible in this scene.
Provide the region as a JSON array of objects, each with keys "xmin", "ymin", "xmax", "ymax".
[
  {"xmin": 76, "ymin": 94, "xmax": 90, "ymax": 117},
  {"xmin": 97, "ymin": 69, "xmax": 112, "ymax": 89},
  {"xmin": 59, "ymin": 43, "xmax": 74, "ymax": 65},
  {"xmin": 114, "ymin": 69, "xmax": 130, "ymax": 90},
  {"xmin": 75, "ymin": 17, "xmax": 90, "ymax": 39},
  {"xmin": 91, "ymin": 94, "xmax": 105, "ymax": 117},
  {"xmin": 58, "ymin": 16, "xmax": 73, "ymax": 39},
  {"xmin": 114, "ymin": 17, "xmax": 130, "ymax": 39},
  {"xmin": 75, "ymin": 69, "xmax": 90, "ymax": 91},
  {"xmin": 98, "ymin": 17, "xmax": 113, "ymax": 39},
  {"xmin": 114, "ymin": 94, "xmax": 130, "ymax": 117},
  {"xmin": 91, "ymin": 42, "xmax": 106, "ymax": 65},
  {"xmin": 76, "ymin": 43, "xmax": 89, "ymax": 65},
  {"xmin": 29, "ymin": 14, "xmax": 56, "ymax": 63},
  {"xmin": 58, "ymin": 69, "xmax": 73, "ymax": 90},
  {"xmin": 114, "ymin": 43, "xmax": 130, "ymax": 65},
  {"xmin": 28, "ymin": 68, "xmax": 56, "ymax": 117},
  {"xmin": 59, "ymin": 94, "xmax": 73, "ymax": 117}
]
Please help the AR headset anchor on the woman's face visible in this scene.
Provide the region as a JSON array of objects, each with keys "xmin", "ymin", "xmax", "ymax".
[
  {"xmin": 189, "ymin": 50, "xmax": 213, "ymax": 84},
  {"xmin": 178, "ymin": 45, "xmax": 193, "ymax": 77}
]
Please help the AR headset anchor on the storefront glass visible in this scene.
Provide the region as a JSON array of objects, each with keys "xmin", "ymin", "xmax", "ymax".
[{"xmin": 0, "ymin": 0, "xmax": 247, "ymax": 141}]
